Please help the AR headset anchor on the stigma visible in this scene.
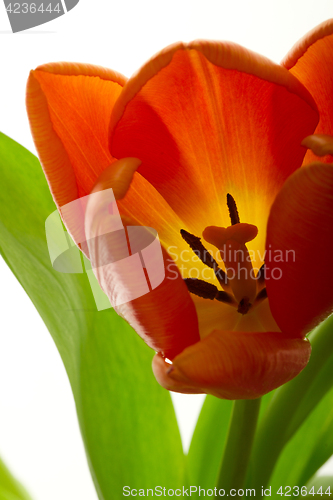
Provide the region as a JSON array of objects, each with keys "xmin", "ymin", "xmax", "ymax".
[
  {"xmin": 181, "ymin": 194, "xmax": 266, "ymax": 315},
  {"xmin": 203, "ymin": 220, "xmax": 258, "ymax": 304}
]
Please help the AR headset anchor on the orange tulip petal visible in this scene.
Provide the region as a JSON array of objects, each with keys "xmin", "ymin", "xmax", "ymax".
[
  {"xmin": 152, "ymin": 354, "xmax": 204, "ymax": 394},
  {"xmin": 302, "ymin": 134, "xmax": 333, "ymax": 157},
  {"xmin": 282, "ymin": 19, "xmax": 333, "ymax": 165},
  {"xmin": 117, "ymin": 173, "xmax": 189, "ymax": 258},
  {"xmin": 266, "ymin": 162, "xmax": 333, "ymax": 336},
  {"xmin": 85, "ymin": 159, "xmax": 200, "ymax": 359},
  {"xmin": 91, "ymin": 156, "xmax": 235, "ymax": 301},
  {"xmin": 109, "ymin": 41, "xmax": 318, "ymax": 265},
  {"xmin": 90, "ymin": 162, "xmax": 244, "ymax": 343},
  {"xmin": 153, "ymin": 330, "xmax": 311, "ymax": 400},
  {"xmin": 91, "ymin": 156, "xmax": 214, "ymax": 284},
  {"xmin": 26, "ymin": 62, "xmax": 127, "ymax": 208}
]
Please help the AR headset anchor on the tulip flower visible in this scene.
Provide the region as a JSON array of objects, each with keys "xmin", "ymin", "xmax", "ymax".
[{"xmin": 26, "ymin": 19, "xmax": 333, "ymax": 400}]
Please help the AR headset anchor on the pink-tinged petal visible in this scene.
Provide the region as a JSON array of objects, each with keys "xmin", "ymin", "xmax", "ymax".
[
  {"xmin": 266, "ymin": 162, "xmax": 333, "ymax": 336},
  {"xmin": 85, "ymin": 159, "xmax": 200, "ymax": 359},
  {"xmin": 109, "ymin": 41, "xmax": 318, "ymax": 266},
  {"xmin": 282, "ymin": 19, "xmax": 333, "ymax": 165},
  {"xmin": 153, "ymin": 330, "xmax": 311, "ymax": 400},
  {"xmin": 26, "ymin": 62, "xmax": 126, "ymax": 208}
]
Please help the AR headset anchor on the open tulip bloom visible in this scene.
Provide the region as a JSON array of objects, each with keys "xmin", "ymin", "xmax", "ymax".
[
  {"xmin": 0, "ymin": 16, "xmax": 331, "ymax": 500},
  {"xmin": 25, "ymin": 19, "xmax": 333, "ymax": 404}
]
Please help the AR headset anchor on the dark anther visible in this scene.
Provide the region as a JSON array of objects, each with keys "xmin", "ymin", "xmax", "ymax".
[
  {"xmin": 184, "ymin": 278, "xmax": 220, "ymax": 300},
  {"xmin": 180, "ymin": 229, "xmax": 217, "ymax": 269},
  {"xmin": 180, "ymin": 229, "xmax": 228, "ymax": 286},
  {"xmin": 215, "ymin": 290, "xmax": 237, "ymax": 306},
  {"xmin": 214, "ymin": 268, "xmax": 228, "ymax": 287},
  {"xmin": 237, "ymin": 297, "xmax": 251, "ymax": 315},
  {"xmin": 184, "ymin": 278, "xmax": 236, "ymax": 305},
  {"xmin": 256, "ymin": 263, "xmax": 265, "ymax": 284},
  {"xmin": 254, "ymin": 287, "xmax": 268, "ymax": 305},
  {"xmin": 227, "ymin": 193, "xmax": 240, "ymax": 225}
]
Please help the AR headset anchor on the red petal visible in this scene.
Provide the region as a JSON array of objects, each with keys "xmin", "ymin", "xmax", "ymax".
[
  {"xmin": 152, "ymin": 354, "xmax": 204, "ymax": 394},
  {"xmin": 85, "ymin": 159, "xmax": 200, "ymax": 359},
  {"xmin": 266, "ymin": 162, "xmax": 333, "ymax": 336},
  {"xmin": 110, "ymin": 41, "xmax": 318, "ymax": 266},
  {"xmin": 26, "ymin": 62, "xmax": 126, "ymax": 208},
  {"xmin": 302, "ymin": 134, "xmax": 333, "ymax": 157},
  {"xmin": 153, "ymin": 330, "xmax": 311, "ymax": 399},
  {"xmin": 282, "ymin": 19, "xmax": 333, "ymax": 165}
]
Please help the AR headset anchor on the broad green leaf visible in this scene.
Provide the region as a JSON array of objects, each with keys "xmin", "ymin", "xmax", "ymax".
[
  {"xmin": 269, "ymin": 385, "xmax": 333, "ymax": 490},
  {"xmin": 0, "ymin": 491, "xmax": 23, "ymax": 500},
  {"xmin": 250, "ymin": 315, "xmax": 333, "ymax": 490},
  {"xmin": 0, "ymin": 133, "xmax": 185, "ymax": 499},
  {"xmin": 0, "ymin": 456, "xmax": 32, "ymax": 500}
]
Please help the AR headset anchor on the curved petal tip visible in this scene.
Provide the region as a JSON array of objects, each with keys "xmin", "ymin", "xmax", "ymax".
[
  {"xmin": 91, "ymin": 157, "xmax": 142, "ymax": 199},
  {"xmin": 302, "ymin": 134, "xmax": 333, "ymax": 156},
  {"xmin": 153, "ymin": 330, "xmax": 311, "ymax": 399}
]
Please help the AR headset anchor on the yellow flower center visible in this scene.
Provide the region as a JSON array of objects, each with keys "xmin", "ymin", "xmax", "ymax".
[{"xmin": 181, "ymin": 194, "xmax": 267, "ymax": 315}]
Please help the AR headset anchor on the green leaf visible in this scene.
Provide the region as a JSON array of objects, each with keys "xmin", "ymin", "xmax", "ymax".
[
  {"xmin": 0, "ymin": 133, "xmax": 185, "ymax": 498},
  {"xmin": 0, "ymin": 456, "xmax": 32, "ymax": 500},
  {"xmin": 0, "ymin": 490, "xmax": 24, "ymax": 500},
  {"xmin": 269, "ymin": 385, "xmax": 333, "ymax": 489},
  {"xmin": 250, "ymin": 315, "xmax": 333, "ymax": 490}
]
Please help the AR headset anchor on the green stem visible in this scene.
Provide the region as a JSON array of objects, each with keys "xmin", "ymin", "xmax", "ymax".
[{"xmin": 216, "ymin": 398, "xmax": 261, "ymax": 494}]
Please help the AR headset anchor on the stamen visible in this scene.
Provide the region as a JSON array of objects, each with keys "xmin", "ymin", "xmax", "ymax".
[
  {"xmin": 184, "ymin": 278, "xmax": 236, "ymax": 306},
  {"xmin": 237, "ymin": 297, "xmax": 251, "ymax": 315},
  {"xmin": 215, "ymin": 290, "xmax": 237, "ymax": 306},
  {"xmin": 252, "ymin": 287, "xmax": 268, "ymax": 309},
  {"xmin": 215, "ymin": 268, "xmax": 228, "ymax": 287},
  {"xmin": 256, "ymin": 263, "xmax": 265, "ymax": 285},
  {"xmin": 180, "ymin": 230, "xmax": 216, "ymax": 269},
  {"xmin": 184, "ymin": 278, "xmax": 220, "ymax": 300},
  {"xmin": 227, "ymin": 193, "xmax": 240, "ymax": 225},
  {"xmin": 180, "ymin": 229, "xmax": 228, "ymax": 286}
]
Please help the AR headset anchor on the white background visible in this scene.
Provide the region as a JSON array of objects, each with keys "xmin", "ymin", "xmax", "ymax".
[{"xmin": 0, "ymin": 1, "xmax": 332, "ymax": 499}]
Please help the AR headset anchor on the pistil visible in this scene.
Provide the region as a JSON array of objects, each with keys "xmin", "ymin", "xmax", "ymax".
[{"xmin": 203, "ymin": 222, "xmax": 258, "ymax": 304}]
